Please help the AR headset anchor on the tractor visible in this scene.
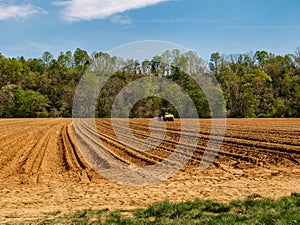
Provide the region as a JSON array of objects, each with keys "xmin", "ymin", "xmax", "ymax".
[{"xmin": 159, "ymin": 108, "xmax": 174, "ymax": 121}]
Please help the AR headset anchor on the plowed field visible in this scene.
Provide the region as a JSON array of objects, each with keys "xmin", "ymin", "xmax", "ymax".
[{"xmin": 1, "ymin": 118, "xmax": 300, "ymax": 223}]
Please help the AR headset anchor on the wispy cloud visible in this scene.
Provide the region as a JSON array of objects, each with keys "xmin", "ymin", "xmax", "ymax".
[
  {"xmin": 216, "ymin": 25, "xmax": 300, "ymax": 29},
  {"xmin": 54, "ymin": 0, "xmax": 169, "ymax": 22},
  {"xmin": 25, "ymin": 41, "xmax": 55, "ymax": 52},
  {"xmin": 0, "ymin": 4, "xmax": 46, "ymax": 20},
  {"xmin": 141, "ymin": 18, "xmax": 224, "ymax": 24},
  {"xmin": 110, "ymin": 14, "xmax": 131, "ymax": 25},
  {"xmin": 0, "ymin": 40, "xmax": 56, "ymax": 58}
]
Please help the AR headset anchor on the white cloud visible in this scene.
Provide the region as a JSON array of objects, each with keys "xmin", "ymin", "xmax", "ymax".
[
  {"xmin": 54, "ymin": 0, "xmax": 168, "ymax": 22},
  {"xmin": 0, "ymin": 4, "xmax": 45, "ymax": 20}
]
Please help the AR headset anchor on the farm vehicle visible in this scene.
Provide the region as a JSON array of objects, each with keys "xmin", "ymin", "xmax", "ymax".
[{"xmin": 158, "ymin": 108, "xmax": 174, "ymax": 121}]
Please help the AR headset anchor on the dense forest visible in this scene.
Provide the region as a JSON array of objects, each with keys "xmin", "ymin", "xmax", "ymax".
[{"xmin": 0, "ymin": 47, "xmax": 299, "ymax": 118}]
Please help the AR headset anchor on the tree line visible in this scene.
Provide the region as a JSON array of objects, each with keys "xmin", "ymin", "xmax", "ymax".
[{"xmin": 0, "ymin": 47, "xmax": 299, "ymax": 118}]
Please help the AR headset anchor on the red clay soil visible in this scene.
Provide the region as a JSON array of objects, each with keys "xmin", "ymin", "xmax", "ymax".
[{"xmin": 0, "ymin": 118, "xmax": 299, "ymax": 223}]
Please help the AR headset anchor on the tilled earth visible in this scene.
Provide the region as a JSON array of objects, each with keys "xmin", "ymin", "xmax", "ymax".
[{"xmin": 0, "ymin": 118, "xmax": 300, "ymax": 223}]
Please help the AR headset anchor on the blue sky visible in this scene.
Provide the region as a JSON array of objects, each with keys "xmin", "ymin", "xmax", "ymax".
[{"xmin": 0, "ymin": 0, "xmax": 299, "ymax": 60}]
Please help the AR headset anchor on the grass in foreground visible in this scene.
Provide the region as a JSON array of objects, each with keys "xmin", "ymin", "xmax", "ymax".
[{"xmin": 12, "ymin": 193, "xmax": 300, "ymax": 225}]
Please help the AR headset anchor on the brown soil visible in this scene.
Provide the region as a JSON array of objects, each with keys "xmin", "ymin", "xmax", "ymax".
[{"xmin": 0, "ymin": 118, "xmax": 300, "ymax": 223}]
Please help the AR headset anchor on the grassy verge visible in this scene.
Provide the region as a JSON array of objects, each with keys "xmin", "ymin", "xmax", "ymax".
[{"xmin": 11, "ymin": 193, "xmax": 300, "ymax": 225}]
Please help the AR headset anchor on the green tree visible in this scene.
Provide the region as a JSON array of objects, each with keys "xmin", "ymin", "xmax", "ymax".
[
  {"xmin": 0, "ymin": 84, "xmax": 18, "ymax": 117},
  {"xmin": 41, "ymin": 51, "xmax": 53, "ymax": 67},
  {"xmin": 209, "ymin": 52, "xmax": 221, "ymax": 76},
  {"xmin": 255, "ymin": 50, "xmax": 270, "ymax": 67},
  {"xmin": 73, "ymin": 48, "xmax": 90, "ymax": 67},
  {"xmin": 14, "ymin": 89, "xmax": 49, "ymax": 117}
]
